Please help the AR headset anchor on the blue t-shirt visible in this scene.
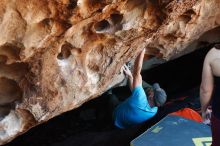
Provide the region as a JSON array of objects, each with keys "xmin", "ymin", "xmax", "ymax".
[{"xmin": 113, "ymin": 85, "xmax": 158, "ymax": 129}]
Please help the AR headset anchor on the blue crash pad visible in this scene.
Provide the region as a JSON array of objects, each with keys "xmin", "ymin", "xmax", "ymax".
[{"xmin": 130, "ymin": 115, "xmax": 212, "ymax": 146}]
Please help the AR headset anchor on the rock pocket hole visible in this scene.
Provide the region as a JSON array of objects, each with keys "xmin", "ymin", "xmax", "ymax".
[
  {"xmin": 96, "ymin": 8, "xmax": 102, "ymax": 13},
  {"xmin": 94, "ymin": 20, "xmax": 110, "ymax": 32},
  {"xmin": 183, "ymin": 9, "xmax": 196, "ymax": 17},
  {"xmin": 41, "ymin": 18, "xmax": 52, "ymax": 26},
  {"xmin": 145, "ymin": 47, "xmax": 161, "ymax": 56},
  {"xmin": 67, "ymin": 0, "xmax": 77, "ymax": 9},
  {"xmin": 162, "ymin": 34, "xmax": 177, "ymax": 42},
  {"xmin": 0, "ymin": 43, "xmax": 22, "ymax": 63},
  {"xmin": 0, "ymin": 77, "xmax": 22, "ymax": 106},
  {"xmin": 109, "ymin": 13, "xmax": 123, "ymax": 25},
  {"xmin": 179, "ymin": 9, "xmax": 196, "ymax": 23},
  {"xmin": 0, "ymin": 63, "xmax": 29, "ymax": 81},
  {"xmin": 57, "ymin": 43, "xmax": 72, "ymax": 60},
  {"xmin": 0, "ymin": 105, "xmax": 11, "ymax": 121}
]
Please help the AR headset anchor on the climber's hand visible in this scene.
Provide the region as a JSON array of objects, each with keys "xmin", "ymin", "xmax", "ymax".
[{"xmin": 122, "ymin": 65, "xmax": 132, "ymax": 78}]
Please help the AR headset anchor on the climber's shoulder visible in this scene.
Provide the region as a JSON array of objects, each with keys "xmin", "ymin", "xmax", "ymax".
[{"xmin": 205, "ymin": 47, "xmax": 220, "ymax": 61}]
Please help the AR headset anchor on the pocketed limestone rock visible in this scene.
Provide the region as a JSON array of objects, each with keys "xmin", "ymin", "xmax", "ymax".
[{"xmin": 1, "ymin": 0, "xmax": 220, "ymax": 144}]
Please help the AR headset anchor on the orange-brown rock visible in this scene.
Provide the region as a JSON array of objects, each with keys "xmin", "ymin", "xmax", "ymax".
[{"xmin": 1, "ymin": 0, "xmax": 220, "ymax": 144}]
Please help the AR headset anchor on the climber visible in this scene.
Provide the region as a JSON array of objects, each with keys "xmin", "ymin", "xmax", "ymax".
[
  {"xmin": 200, "ymin": 43, "xmax": 220, "ymax": 146},
  {"xmin": 108, "ymin": 49, "xmax": 167, "ymax": 129}
]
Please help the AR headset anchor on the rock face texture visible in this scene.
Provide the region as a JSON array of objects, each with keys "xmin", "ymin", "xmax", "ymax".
[{"xmin": 0, "ymin": 0, "xmax": 220, "ymax": 144}]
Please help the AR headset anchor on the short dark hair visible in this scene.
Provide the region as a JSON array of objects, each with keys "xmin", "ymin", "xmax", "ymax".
[{"xmin": 214, "ymin": 43, "xmax": 220, "ymax": 50}]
